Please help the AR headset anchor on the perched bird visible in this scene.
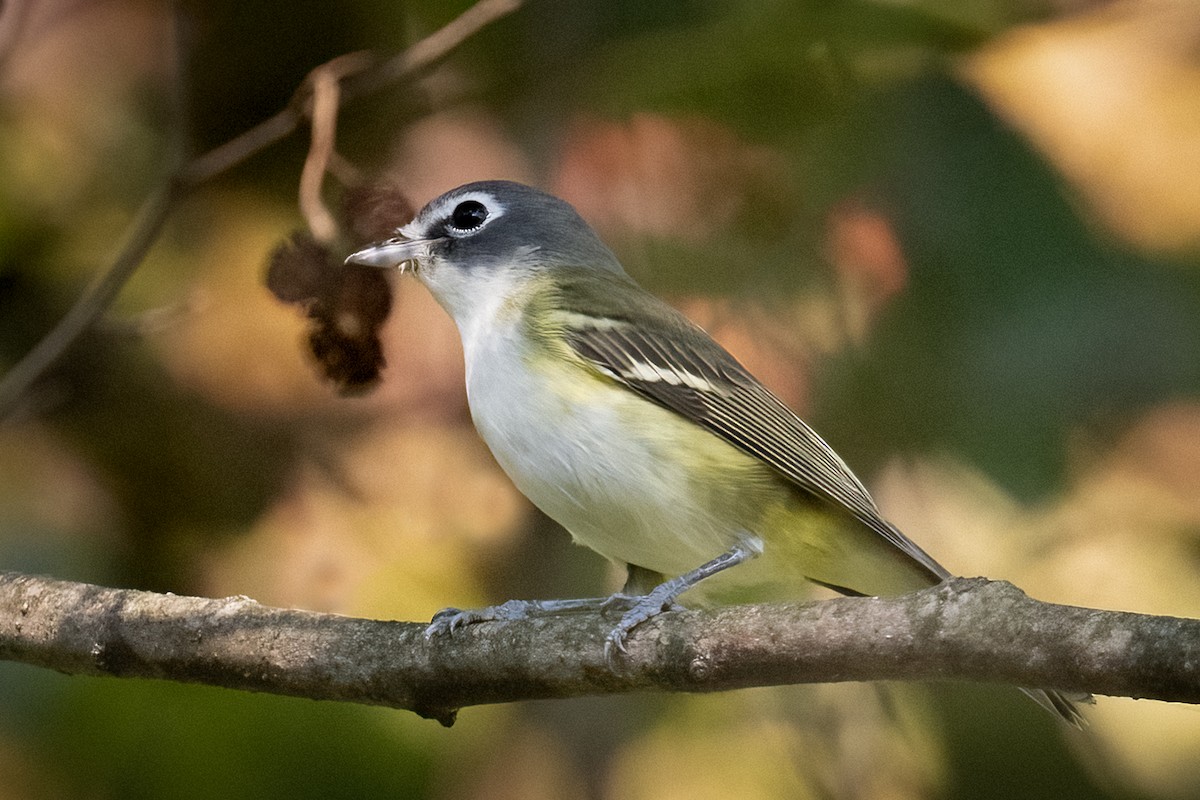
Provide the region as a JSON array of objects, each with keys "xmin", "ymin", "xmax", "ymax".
[{"xmin": 347, "ymin": 180, "xmax": 1083, "ymax": 725}]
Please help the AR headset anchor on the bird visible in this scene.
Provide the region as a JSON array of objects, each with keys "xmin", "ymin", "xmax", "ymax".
[{"xmin": 346, "ymin": 179, "xmax": 1084, "ymax": 726}]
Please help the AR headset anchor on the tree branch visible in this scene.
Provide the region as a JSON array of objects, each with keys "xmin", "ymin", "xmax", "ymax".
[
  {"xmin": 177, "ymin": 0, "xmax": 523, "ymax": 187},
  {"xmin": 1, "ymin": 571, "xmax": 1194, "ymax": 727}
]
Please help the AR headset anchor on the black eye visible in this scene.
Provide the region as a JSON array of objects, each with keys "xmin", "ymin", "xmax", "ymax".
[{"xmin": 449, "ymin": 200, "xmax": 488, "ymax": 231}]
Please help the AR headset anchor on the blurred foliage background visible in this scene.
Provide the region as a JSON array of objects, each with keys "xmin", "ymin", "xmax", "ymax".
[{"xmin": 1, "ymin": 0, "xmax": 1199, "ymax": 798}]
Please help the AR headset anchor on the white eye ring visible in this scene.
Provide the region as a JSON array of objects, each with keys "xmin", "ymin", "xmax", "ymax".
[{"xmin": 428, "ymin": 190, "xmax": 505, "ymax": 237}]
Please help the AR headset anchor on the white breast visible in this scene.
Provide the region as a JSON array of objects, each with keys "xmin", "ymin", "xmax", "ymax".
[{"xmin": 454, "ymin": 293, "xmax": 740, "ymax": 576}]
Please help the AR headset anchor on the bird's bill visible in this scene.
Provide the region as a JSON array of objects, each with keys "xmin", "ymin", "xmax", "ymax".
[{"xmin": 344, "ymin": 236, "xmax": 429, "ymax": 271}]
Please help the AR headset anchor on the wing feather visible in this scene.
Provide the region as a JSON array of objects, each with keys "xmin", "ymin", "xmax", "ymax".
[{"xmin": 549, "ymin": 273, "xmax": 949, "ymax": 582}]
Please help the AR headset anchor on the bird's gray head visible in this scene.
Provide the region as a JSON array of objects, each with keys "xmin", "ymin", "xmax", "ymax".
[{"xmin": 346, "ymin": 181, "xmax": 624, "ymax": 318}]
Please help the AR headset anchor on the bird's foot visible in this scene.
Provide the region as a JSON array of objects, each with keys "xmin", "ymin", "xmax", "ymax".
[
  {"xmin": 602, "ymin": 584, "xmax": 685, "ymax": 664},
  {"xmin": 601, "ymin": 542, "xmax": 757, "ymax": 664},
  {"xmin": 424, "ymin": 597, "xmax": 605, "ymax": 639}
]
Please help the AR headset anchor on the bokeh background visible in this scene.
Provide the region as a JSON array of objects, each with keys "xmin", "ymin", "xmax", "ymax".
[{"xmin": 2, "ymin": 0, "xmax": 1199, "ymax": 798}]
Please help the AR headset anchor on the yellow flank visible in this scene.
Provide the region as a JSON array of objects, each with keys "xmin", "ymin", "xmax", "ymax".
[
  {"xmin": 497, "ymin": 270, "xmax": 939, "ymax": 604},
  {"xmin": 758, "ymin": 494, "xmax": 941, "ymax": 598},
  {"xmin": 509, "ymin": 332, "xmax": 927, "ymax": 603}
]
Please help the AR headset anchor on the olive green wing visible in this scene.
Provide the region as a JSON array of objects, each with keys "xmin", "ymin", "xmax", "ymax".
[{"xmin": 549, "ymin": 271, "xmax": 950, "ymax": 584}]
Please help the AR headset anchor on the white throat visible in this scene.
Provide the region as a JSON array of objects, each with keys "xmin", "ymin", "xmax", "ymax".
[{"xmin": 421, "ymin": 266, "xmax": 531, "ymax": 370}]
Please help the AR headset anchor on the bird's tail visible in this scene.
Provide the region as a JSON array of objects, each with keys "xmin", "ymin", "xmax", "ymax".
[{"xmin": 1021, "ymin": 687, "xmax": 1093, "ymax": 729}]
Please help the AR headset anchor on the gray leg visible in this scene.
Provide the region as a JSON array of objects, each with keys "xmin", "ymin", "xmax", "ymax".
[
  {"xmin": 425, "ymin": 543, "xmax": 758, "ymax": 655},
  {"xmin": 425, "ymin": 562, "xmax": 669, "ymax": 638}
]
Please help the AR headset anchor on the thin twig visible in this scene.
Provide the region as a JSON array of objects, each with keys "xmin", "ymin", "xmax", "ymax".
[
  {"xmin": 0, "ymin": 0, "xmax": 524, "ymax": 422},
  {"xmin": 179, "ymin": 0, "xmax": 522, "ymax": 186},
  {"xmin": 347, "ymin": 0, "xmax": 522, "ymax": 96},
  {"xmin": 299, "ymin": 53, "xmax": 371, "ymax": 243},
  {"xmin": 0, "ymin": 174, "xmax": 184, "ymax": 421},
  {"xmin": 0, "ymin": 0, "xmax": 193, "ymax": 422},
  {"xmin": 326, "ymin": 150, "xmax": 366, "ymax": 187}
]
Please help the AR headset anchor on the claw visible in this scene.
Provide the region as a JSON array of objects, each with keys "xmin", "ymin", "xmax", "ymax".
[
  {"xmin": 600, "ymin": 542, "xmax": 755, "ymax": 666},
  {"xmin": 603, "ymin": 631, "xmax": 628, "ymax": 667},
  {"xmin": 425, "ymin": 599, "xmax": 584, "ymax": 639},
  {"xmin": 601, "ymin": 591, "xmax": 680, "ymax": 666},
  {"xmin": 424, "ymin": 607, "xmax": 473, "ymax": 639}
]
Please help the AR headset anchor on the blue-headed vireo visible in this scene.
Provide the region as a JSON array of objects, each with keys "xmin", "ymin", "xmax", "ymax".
[{"xmin": 346, "ymin": 180, "xmax": 1082, "ymax": 725}]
